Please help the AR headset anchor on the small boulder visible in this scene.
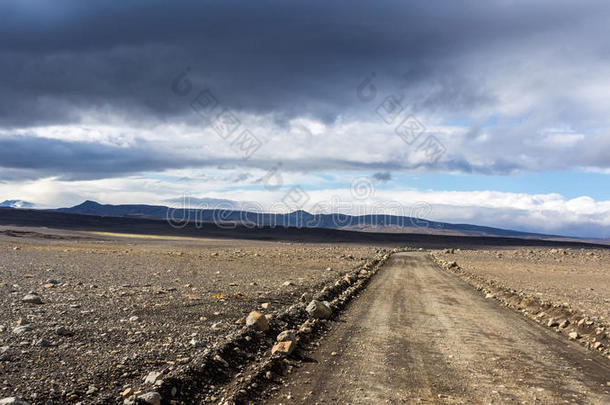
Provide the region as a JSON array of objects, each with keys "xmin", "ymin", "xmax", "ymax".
[
  {"xmin": 306, "ymin": 300, "xmax": 332, "ymax": 319},
  {"xmin": 271, "ymin": 341, "xmax": 295, "ymax": 356},
  {"xmin": 246, "ymin": 311, "xmax": 269, "ymax": 332}
]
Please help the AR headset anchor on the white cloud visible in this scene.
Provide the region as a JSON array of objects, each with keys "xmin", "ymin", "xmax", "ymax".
[{"xmin": 2, "ymin": 175, "xmax": 610, "ymax": 238}]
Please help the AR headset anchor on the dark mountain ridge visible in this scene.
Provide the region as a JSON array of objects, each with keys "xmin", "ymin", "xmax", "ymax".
[{"xmin": 56, "ymin": 200, "xmax": 563, "ymax": 240}]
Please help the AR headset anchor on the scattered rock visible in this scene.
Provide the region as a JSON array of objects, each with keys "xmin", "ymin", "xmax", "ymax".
[
  {"xmin": 213, "ymin": 354, "xmax": 229, "ymax": 368},
  {"xmin": 55, "ymin": 326, "xmax": 73, "ymax": 337},
  {"xmin": 0, "ymin": 346, "xmax": 11, "ymax": 361},
  {"xmin": 0, "ymin": 398, "xmax": 29, "ymax": 405},
  {"xmin": 138, "ymin": 392, "xmax": 161, "ymax": 405},
  {"xmin": 144, "ymin": 371, "xmax": 162, "ymax": 385},
  {"xmin": 306, "ymin": 300, "xmax": 332, "ymax": 319},
  {"xmin": 568, "ymin": 331, "xmax": 580, "ymax": 340},
  {"xmin": 12, "ymin": 325, "xmax": 33, "ymax": 335},
  {"xmin": 276, "ymin": 330, "xmax": 296, "ymax": 343},
  {"xmin": 129, "ymin": 316, "xmax": 140, "ymax": 323},
  {"xmin": 33, "ymin": 338, "xmax": 51, "ymax": 347},
  {"xmin": 282, "ymin": 281, "xmax": 294, "ymax": 287},
  {"xmin": 22, "ymin": 294, "xmax": 42, "ymax": 305},
  {"xmin": 121, "ymin": 388, "xmax": 133, "ymax": 398},
  {"xmin": 271, "ymin": 341, "xmax": 295, "ymax": 356},
  {"xmin": 261, "ymin": 302, "xmax": 270, "ymax": 310},
  {"xmin": 245, "ymin": 311, "xmax": 269, "ymax": 332}
]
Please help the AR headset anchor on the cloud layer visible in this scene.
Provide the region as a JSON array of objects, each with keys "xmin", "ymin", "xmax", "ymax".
[{"xmin": 1, "ymin": 1, "xmax": 610, "ymax": 237}]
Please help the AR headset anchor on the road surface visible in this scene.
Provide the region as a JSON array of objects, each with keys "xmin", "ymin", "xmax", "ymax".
[{"xmin": 266, "ymin": 252, "xmax": 610, "ymax": 404}]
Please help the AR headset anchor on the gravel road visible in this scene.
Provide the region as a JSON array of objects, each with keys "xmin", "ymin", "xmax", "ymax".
[{"xmin": 266, "ymin": 252, "xmax": 610, "ymax": 404}]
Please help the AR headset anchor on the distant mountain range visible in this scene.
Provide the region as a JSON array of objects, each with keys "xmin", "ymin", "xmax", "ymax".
[
  {"xmin": 0, "ymin": 200, "xmax": 34, "ymax": 208},
  {"xmin": 55, "ymin": 200, "xmax": 566, "ymax": 240}
]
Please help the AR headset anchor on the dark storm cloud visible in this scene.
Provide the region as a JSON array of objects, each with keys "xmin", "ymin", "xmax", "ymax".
[
  {"xmin": 2, "ymin": 0, "xmax": 610, "ymax": 178},
  {"xmin": 0, "ymin": 135, "xmax": 205, "ymax": 180},
  {"xmin": 1, "ymin": 0, "xmax": 607, "ymax": 127}
]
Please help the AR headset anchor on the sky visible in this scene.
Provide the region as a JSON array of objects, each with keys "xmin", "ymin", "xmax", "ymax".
[{"xmin": 1, "ymin": 0, "xmax": 610, "ymax": 238}]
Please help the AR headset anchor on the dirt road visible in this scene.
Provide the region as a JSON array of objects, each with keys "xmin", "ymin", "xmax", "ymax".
[{"xmin": 266, "ymin": 252, "xmax": 610, "ymax": 404}]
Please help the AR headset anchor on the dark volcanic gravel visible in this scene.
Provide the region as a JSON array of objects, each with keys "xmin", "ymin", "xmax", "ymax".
[{"xmin": 0, "ymin": 230, "xmax": 379, "ymax": 403}]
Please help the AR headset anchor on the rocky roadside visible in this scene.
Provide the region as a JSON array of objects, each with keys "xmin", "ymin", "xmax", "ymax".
[
  {"xmin": 432, "ymin": 253, "xmax": 610, "ymax": 362},
  {"xmin": 131, "ymin": 249, "xmax": 398, "ymax": 405}
]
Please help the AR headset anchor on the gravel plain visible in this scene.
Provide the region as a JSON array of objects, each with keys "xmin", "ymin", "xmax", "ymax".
[
  {"xmin": 0, "ymin": 228, "xmax": 379, "ymax": 403},
  {"xmin": 439, "ymin": 247, "xmax": 610, "ymax": 322}
]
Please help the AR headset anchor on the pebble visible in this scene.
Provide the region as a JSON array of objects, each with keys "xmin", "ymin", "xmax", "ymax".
[
  {"xmin": 56, "ymin": 326, "xmax": 73, "ymax": 336},
  {"xmin": 12, "ymin": 325, "xmax": 33, "ymax": 335},
  {"xmin": 22, "ymin": 294, "xmax": 43, "ymax": 305},
  {"xmin": 0, "ymin": 398, "xmax": 30, "ymax": 405},
  {"xmin": 144, "ymin": 371, "xmax": 162, "ymax": 385},
  {"xmin": 33, "ymin": 338, "xmax": 51, "ymax": 347}
]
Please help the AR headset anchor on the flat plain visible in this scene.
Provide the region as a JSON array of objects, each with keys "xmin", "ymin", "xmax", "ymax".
[{"xmin": 0, "ymin": 228, "xmax": 379, "ymax": 403}]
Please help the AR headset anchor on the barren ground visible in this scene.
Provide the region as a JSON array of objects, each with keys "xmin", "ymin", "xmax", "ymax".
[
  {"xmin": 438, "ymin": 247, "xmax": 610, "ymax": 322},
  {"xmin": 0, "ymin": 228, "xmax": 379, "ymax": 403}
]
